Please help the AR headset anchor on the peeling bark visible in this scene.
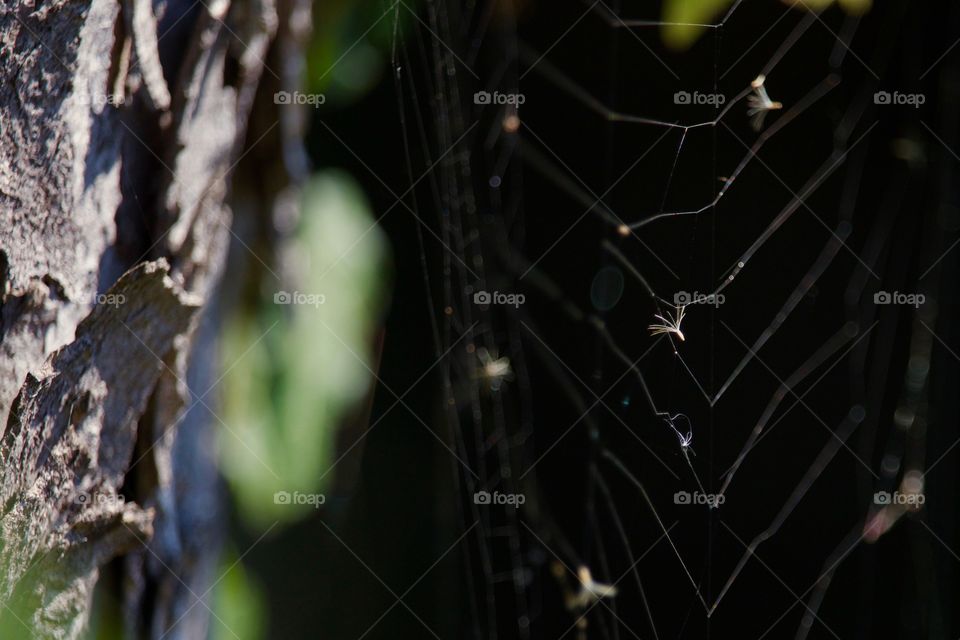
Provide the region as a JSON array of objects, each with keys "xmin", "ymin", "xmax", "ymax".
[
  {"xmin": 0, "ymin": 0, "xmax": 311, "ymax": 635},
  {"xmin": 0, "ymin": 260, "xmax": 196, "ymax": 636}
]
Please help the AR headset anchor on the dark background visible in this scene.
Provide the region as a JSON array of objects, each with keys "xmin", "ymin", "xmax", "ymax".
[{"xmin": 242, "ymin": 2, "xmax": 960, "ymax": 638}]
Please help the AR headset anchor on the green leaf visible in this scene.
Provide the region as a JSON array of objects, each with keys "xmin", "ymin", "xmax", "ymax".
[
  {"xmin": 212, "ymin": 549, "xmax": 266, "ymax": 640},
  {"xmin": 661, "ymin": 0, "xmax": 733, "ymax": 50},
  {"xmin": 661, "ymin": 0, "xmax": 873, "ymax": 51},
  {"xmin": 219, "ymin": 170, "xmax": 389, "ymax": 527}
]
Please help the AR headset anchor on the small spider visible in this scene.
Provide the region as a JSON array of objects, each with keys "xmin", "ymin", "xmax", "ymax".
[
  {"xmin": 648, "ymin": 305, "xmax": 687, "ymax": 342},
  {"xmin": 665, "ymin": 413, "xmax": 695, "ymax": 456},
  {"xmin": 747, "ymin": 74, "xmax": 782, "ymax": 131}
]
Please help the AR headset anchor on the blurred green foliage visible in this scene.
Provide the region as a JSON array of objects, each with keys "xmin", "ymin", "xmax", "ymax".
[
  {"xmin": 212, "ymin": 4, "xmax": 398, "ymax": 635},
  {"xmin": 306, "ymin": 0, "xmax": 410, "ymax": 103},
  {"xmin": 219, "ymin": 171, "xmax": 390, "ymax": 528},
  {"xmin": 212, "ymin": 548, "xmax": 266, "ymax": 640},
  {"xmin": 662, "ymin": 0, "xmax": 873, "ymax": 50}
]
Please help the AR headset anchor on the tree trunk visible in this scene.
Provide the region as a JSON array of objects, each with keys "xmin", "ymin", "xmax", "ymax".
[{"xmin": 0, "ymin": 0, "xmax": 309, "ymax": 636}]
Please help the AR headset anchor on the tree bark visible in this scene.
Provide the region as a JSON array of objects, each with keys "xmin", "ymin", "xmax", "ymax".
[{"xmin": 0, "ymin": 0, "xmax": 309, "ymax": 636}]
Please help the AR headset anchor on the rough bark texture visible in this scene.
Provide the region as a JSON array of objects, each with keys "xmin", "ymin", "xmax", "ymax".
[
  {"xmin": 0, "ymin": 0, "xmax": 310, "ymax": 635},
  {"xmin": 0, "ymin": 260, "xmax": 194, "ymax": 637}
]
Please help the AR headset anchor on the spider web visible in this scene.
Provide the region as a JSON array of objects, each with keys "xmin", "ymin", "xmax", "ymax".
[{"xmin": 389, "ymin": 1, "xmax": 956, "ymax": 638}]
